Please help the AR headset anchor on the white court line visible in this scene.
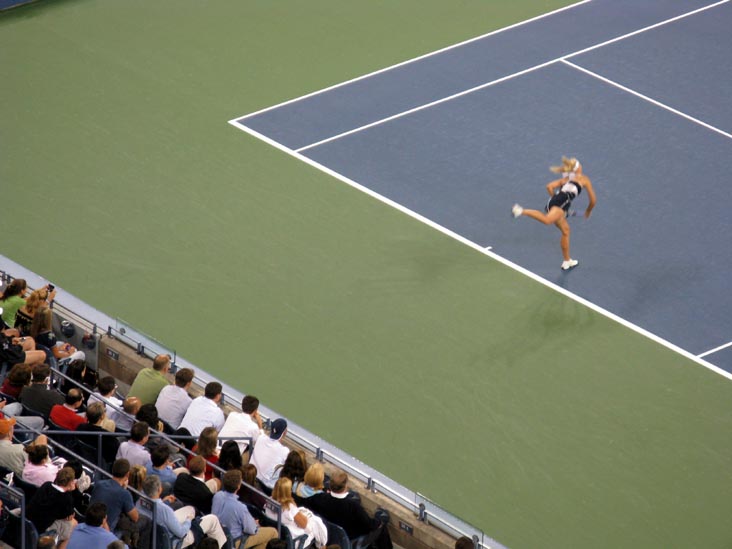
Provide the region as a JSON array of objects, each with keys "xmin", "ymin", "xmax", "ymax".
[
  {"xmin": 228, "ymin": 118, "xmax": 732, "ymax": 382},
  {"xmin": 291, "ymin": 0, "xmax": 730, "ymax": 152},
  {"xmin": 295, "ymin": 59, "xmax": 560, "ymax": 152},
  {"xmin": 699, "ymin": 341, "xmax": 732, "ymax": 358},
  {"xmin": 563, "ymin": 0, "xmax": 729, "ymax": 58},
  {"xmin": 236, "ymin": 0, "xmax": 592, "ymax": 122},
  {"xmin": 562, "ymin": 60, "xmax": 732, "ymax": 141}
]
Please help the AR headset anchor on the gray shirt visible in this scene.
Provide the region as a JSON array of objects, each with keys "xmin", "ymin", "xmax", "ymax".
[
  {"xmin": 0, "ymin": 439, "xmax": 27, "ymax": 477},
  {"xmin": 155, "ymin": 385, "xmax": 192, "ymax": 430},
  {"xmin": 116, "ymin": 440, "xmax": 152, "ymax": 468}
]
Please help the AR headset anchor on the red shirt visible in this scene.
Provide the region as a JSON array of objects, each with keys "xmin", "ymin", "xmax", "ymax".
[
  {"xmin": 187, "ymin": 447, "xmax": 219, "ymax": 480},
  {"xmin": 49, "ymin": 405, "xmax": 86, "ymax": 431},
  {"xmin": 0, "ymin": 378, "xmax": 24, "ymax": 399}
]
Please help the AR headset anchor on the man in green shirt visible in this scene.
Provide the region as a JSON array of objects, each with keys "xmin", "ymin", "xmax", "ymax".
[{"xmin": 127, "ymin": 354, "xmax": 172, "ymax": 405}]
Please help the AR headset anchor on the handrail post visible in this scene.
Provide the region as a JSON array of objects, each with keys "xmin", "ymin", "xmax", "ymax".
[{"xmin": 97, "ymin": 431, "xmax": 103, "ymax": 468}]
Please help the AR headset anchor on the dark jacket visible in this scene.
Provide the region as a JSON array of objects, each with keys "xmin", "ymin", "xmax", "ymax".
[
  {"xmin": 173, "ymin": 473, "xmax": 214, "ymax": 514},
  {"xmin": 19, "ymin": 383, "xmax": 65, "ymax": 417},
  {"xmin": 27, "ymin": 481, "xmax": 75, "ymax": 533},
  {"xmin": 301, "ymin": 492, "xmax": 377, "ymax": 539},
  {"xmin": 77, "ymin": 422, "xmax": 121, "ymax": 465}
]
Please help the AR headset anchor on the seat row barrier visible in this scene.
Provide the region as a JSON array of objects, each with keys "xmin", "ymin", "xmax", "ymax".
[
  {"xmin": 7, "ymin": 424, "xmax": 283, "ymax": 549},
  {"xmin": 1, "ymin": 267, "xmax": 502, "ymax": 549}
]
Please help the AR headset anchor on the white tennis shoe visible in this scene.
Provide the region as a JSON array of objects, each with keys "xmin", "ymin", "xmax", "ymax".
[
  {"xmin": 511, "ymin": 204, "xmax": 523, "ymax": 218},
  {"xmin": 561, "ymin": 259, "xmax": 579, "ymax": 271}
]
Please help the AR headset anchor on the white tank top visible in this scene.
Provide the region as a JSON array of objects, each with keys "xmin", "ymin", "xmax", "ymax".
[{"xmin": 560, "ymin": 174, "xmax": 580, "ymax": 196}]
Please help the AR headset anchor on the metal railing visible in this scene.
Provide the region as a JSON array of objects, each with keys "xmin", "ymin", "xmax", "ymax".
[
  {"xmin": 41, "ymin": 364, "xmax": 280, "ymax": 532},
  {"xmin": 0, "ymin": 483, "xmax": 28, "ymax": 548},
  {"xmin": 1, "ymin": 263, "xmax": 506, "ymax": 549},
  {"xmin": 12, "ymin": 424, "xmax": 281, "ymax": 548},
  {"xmin": 12, "ymin": 424, "xmax": 165, "ymax": 548}
]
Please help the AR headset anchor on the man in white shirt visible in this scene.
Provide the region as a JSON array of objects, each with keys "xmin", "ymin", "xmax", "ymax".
[
  {"xmin": 178, "ymin": 382, "xmax": 225, "ymax": 437},
  {"xmin": 218, "ymin": 394, "xmax": 264, "ymax": 455},
  {"xmin": 155, "ymin": 368, "xmax": 194, "ymax": 430},
  {"xmin": 87, "ymin": 375, "xmax": 123, "ymax": 431},
  {"xmin": 249, "ymin": 418, "xmax": 289, "ymax": 490}
]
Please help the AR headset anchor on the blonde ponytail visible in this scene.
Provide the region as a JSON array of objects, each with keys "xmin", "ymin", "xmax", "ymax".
[{"xmin": 550, "ymin": 156, "xmax": 580, "ymax": 174}]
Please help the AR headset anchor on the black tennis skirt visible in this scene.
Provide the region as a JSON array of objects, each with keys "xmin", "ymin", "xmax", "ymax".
[{"xmin": 546, "ymin": 191, "xmax": 574, "ymax": 216}]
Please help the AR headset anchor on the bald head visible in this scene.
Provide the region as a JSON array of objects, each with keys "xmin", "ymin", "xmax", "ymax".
[
  {"xmin": 123, "ymin": 396, "xmax": 142, "ymax": 415},
  {"xmin": 152, "ymin": 354, "xmax": 171, "ymax": 372}
]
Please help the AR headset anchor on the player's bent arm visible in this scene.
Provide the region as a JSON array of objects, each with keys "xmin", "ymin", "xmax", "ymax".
[
  {"xmin": 583, "ymin": 178, "xmax": 597, "ymax": 218},
  {"xmin": 546, "ymin": 178, "xmax": 565, "ymax": 196}
]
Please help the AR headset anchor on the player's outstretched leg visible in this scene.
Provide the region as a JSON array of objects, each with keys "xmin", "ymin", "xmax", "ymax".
[{"xmin": 516, "ymin": 206, "xmax": 564, "ymax": 225}]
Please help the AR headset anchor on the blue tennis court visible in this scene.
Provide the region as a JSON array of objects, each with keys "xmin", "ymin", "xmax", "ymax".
[{"xmin": 232, "ymin": 0, "xmax": 732, "ymax": 374}]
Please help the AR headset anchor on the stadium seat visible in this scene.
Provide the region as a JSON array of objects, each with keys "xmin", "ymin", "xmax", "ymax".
[
  {"xmin": 11, "ymin": 476, "xmax": 38, "ymax": 503},
  {"xmin": 229, "ymin": 532, "xmax": 251, "ymax": 549},
  {"xmin": 0, "ymin": 508, "xmax": 55, "ymax": 549},
  {"xmin": 19, "ymin": 405, "xmax": 45, "ymax": 420},
  {"xmin": 279, "ymin": 525, "xmax": 309, "ymax": 549},
  {"xmin": 324, "ymin": 519, "xmax": 351, "ymax": 549},
  {"xmin": 73, "ymin": 437, "xmax": 101, "ymax": 467},
  {"xmin": 245, "ymin": 502, "xmax": 265, "ymax": 522},
  {"xmin": 351, "ymin": 523, "xmax": 384, "ymax": 549},
  {"xmin": 155, "ymin": 523, "xmax": 183, "ymax": 549},
  {"xmin": 44, "ymin": 418, "xmax": 79, "ymax": 458},
  {"xmin": 0, "ymin": 465, "xmax": 13, "ymax": 482}
]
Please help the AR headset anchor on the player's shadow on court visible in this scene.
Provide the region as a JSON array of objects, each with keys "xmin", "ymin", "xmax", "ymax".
[{"xmin": 553, "ymin": 268, "xmax": 577, "ymax": 290}]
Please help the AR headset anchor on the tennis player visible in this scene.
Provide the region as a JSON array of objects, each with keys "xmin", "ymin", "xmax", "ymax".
[{"xmin": 512, "ymin": 157, "xmax": 596, "ymax": 270}]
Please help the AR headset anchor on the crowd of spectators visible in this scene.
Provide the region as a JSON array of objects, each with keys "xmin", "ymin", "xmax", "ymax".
[{"xmin": 0, "ymin": 278, "xmax": 397, "ymax": 549}]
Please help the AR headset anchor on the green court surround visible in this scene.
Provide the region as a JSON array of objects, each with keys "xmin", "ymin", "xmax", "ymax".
[{"xmin": 3, "ymin": 2, "xmax": 732, "ymax": 547}]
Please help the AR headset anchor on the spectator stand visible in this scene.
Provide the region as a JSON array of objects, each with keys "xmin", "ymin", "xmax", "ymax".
[
  {"xmin": 0, "ymin": 272, "xmax": 101, "ymax": 381},
  {"xmin": 12, "ymin": 423, "xmax": 283, "ymax": 548},
  {"xmin": 1, "ymin": 259, "xmax": 501, "ymax": 549},
  {"xmin": 44, "ymin": 365, "xmax": 259, "ymax": 495},
  {"xmin": 3, "ymin": 364, "xmax": 278, "ymax": 547},
  {"xmin": 12, "ymin": 424, "xmax": 163, "ymax": 545}
]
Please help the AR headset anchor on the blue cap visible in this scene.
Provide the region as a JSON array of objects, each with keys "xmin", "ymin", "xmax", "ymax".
[{"xmin": 270, "ymin": 418, "xmax": 287, "ymax": 440}]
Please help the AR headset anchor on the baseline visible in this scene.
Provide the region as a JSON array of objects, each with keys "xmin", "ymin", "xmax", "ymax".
[
  {"xmin": 234, "ymin": 0, "xmax": 725, "ymax": 150},
  {"xmin": 236, "ymin": 0, "xmax": 591, "ymax": 122},
  {"xmin": 292, "ymin": 0, "xmax": 729, "ymax": 152}
]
